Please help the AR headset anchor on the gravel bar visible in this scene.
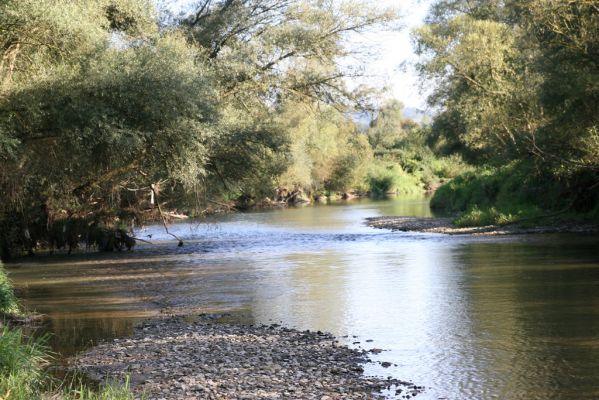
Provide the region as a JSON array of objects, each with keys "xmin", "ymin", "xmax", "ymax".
[
  {"xmin": 366, "ymin": 216, "xmax": 599, "ymax": 235},
  {"xmin": 75, "ymin": 316, "xmax": 423, "ymax": 399}
]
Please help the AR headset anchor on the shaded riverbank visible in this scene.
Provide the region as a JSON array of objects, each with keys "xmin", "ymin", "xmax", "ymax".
[
  {"xmin": 366, "ymin": 216, "xmax": 599, "ymax": 235},
  {"xmin": 75, "ymin": 315, "xmax": 423, "ymax": 399}
]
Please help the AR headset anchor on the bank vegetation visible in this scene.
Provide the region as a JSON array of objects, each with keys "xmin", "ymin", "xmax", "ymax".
[{"xmin": 416, "ymin": 0, "xmax": 599, "ymax": 227}]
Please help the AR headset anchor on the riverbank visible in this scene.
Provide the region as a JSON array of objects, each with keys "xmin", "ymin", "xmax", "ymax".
[
  {"xmin": 75, "ymin": 316, "xmax": 423, "ymax": 400},
  {"xmin": 366, "ymin": 216, "xmax": 599, "ymax": 235}
]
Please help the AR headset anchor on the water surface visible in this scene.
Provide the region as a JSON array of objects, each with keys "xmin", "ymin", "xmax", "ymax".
[{"xmin": 7, "ymin": 196, "xmax": 599, "ymax": 399}]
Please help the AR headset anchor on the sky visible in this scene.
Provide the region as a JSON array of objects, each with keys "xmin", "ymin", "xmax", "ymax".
[
  {"xmin": 166, "ymin": 0, "xmax": 432, "ymax": 111},
  {"xmin": 344, "ymin": 0, "xmax": 432, "ymax": 110}
]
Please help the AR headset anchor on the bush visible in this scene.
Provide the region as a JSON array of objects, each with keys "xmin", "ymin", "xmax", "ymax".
[
  {"xmin": 431, "ymin": 154, "xmax": 474, "ymax": 179},
  {"xmin": 0, "ymin": 327, "xmax": 49, "ymax": 400},
  {"xmin": 0, "ymin": 263, "xmax": 19, "ymax": 315},
  {"xmin": 431, "ymin": 161, "xmax": 541, "ymax": 212},
  {"xmin": 453, "ymin": 206, "xmax": 526, "ymax": 227},
  {"xmin": 430, "ymin": 160, "xmax": 599, "ymax": 226},
  {"xmin": 367, "ymin": 162, "xmax": 422, "ymax": 196}
]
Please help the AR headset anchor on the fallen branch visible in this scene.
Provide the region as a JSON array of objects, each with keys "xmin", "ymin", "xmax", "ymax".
[
  {"xmin": 151, "ymin": 184, "xmax": 184, "ymax": 247},
  {"xmin": 130, "ymin": 237, "xmax": 154, "ymax": 245}
]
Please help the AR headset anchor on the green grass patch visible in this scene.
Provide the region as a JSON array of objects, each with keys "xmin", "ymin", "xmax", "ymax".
[
  {"xmin": 453, "ymin": 205, "xmax": 542, "ymax": 227},
  {"xmin": 0, "ymin": 326, "xmax": 136, "ymax": 400},
  {"xmin": 63, "ymin": 377, "xmax": 137, "ymax": 400},
  {"xmin": 0, "ymin": 327, "xmax": 49, "ymax": 400},
  {"xmin": 0, "ymin": 263, "xmax": 19, "ymax": 315},
  {"xmin": 431, "ymin": 160, "xmax": 599, "ymax": 227}
]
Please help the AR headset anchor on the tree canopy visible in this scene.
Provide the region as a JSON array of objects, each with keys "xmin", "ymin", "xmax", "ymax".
[
  {"xmin": 0, "ymin": 0, "xmax": 400, "ymax": 258},
  {"xmin": 416, "ymin": 0, "xmax": 599, "ymax": 171}
]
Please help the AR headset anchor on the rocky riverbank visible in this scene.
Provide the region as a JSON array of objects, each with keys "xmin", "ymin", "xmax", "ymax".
[
  {"xmin": 75, "ymin": 316, "xmax": 423, "ymax": 399},
  {"xmin": 366, "ymin": 216, "xmax": 599, "ymax": 235}
]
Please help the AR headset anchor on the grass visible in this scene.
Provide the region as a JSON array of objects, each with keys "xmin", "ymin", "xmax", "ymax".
[
  {"xmin": 431, "ymin": 160, "xmax": 599, "ymax": 227},
  {"xmin": 0, "ymin": 263, "xmax": 19, "ymax": 315},
  {"xmin": 0, "ymin": 327, "xmax": 50, "ymax": 400},
  {"xmin": 453, "ymin": 205, "xmax": 538, "ymax": 227},
  {"xmin": 63, "ymin": 377, "xmax": 137, "ymax": 400},
  {"xmin": 0, "ymin": 325, "xmax": 136, "ymax": 400}
]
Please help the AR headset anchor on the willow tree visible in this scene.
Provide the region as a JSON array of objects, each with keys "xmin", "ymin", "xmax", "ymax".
[
  {"xmin": 179, "ymin": 0, "xmax": 397, "ymax": 198},
  {"xmin": 417, "ymin": 0, "xmax": 599, "ymax": 217},
  {"xmin": 0, "ymin": 0, "xmax": 216, "ymax": 257},
  {"xmin": 276, "ymin": 102, "xmax": 372, "ymax": 195},
  {"xmin": 0, "ymin": 0, "xmax": 398, "ymax": 258},
  {"xmin": 416, "ymin": 0, "xmax": 598, "ymax": 170}
]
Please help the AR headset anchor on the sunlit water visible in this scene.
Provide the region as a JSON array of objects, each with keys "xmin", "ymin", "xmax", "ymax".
[{"xmin": 6, "ymin": 196, "xmax": 599, "ymax": 399}]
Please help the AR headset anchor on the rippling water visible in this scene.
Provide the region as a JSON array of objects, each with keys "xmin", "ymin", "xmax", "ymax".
[{"xmin": 6, "ymin": 196, "xmax": 599, "ymax": 399}]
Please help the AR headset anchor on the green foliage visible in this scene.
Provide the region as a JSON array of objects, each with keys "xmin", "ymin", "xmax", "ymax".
[
  {"xmin": 416, "ymin": 0, "xmax": 598, "ymax": 170},
  {"xmin": 415, "ymin": 13, "xmax": 542, "ymax": 163},
  {"xmin": 366, "ymin": 161, "xmax": 422, "ymax": 196},
  {"xmin": 0, "ymin": 0, "xmax": 399, "ymax": 256},
  {"xmin": 0, "ymin": 263, "xmax": 18, "ymax": 315},
  {"xmin": 63, "ymin": 377, "xmax": 137, "ymax": 400},
  {"xmin": 417, "ymin": 0, "xmax": 599, "ymax": 223},
  {"xmin": 367, "ymin": 104, "xmax": 473, "ymax": 193},
  {"xmin": 431, "ymin": 162, "xmax": 543, "ymax": 212},
  {"xmin": 430, "ymin": 160, "xmax": 599, "ymax": 226},
  {"xmin": 0, "ymin": 327, "xmax": 48, "ymax": 399},
  {"xmin": 454, "ymin": 206, "xmax": 529, "ymax": 227},
  {"xmin": 0, "ymin": 323, "xmax": 135, "ymax": 400},
  {"xmin": 430, "ymin": 154, "xmax": 473, "ymax": 179},
  {"xmin": 368, "ymin": 100, "xmax": 406, "ymax": 150},
  {"xmin": 276, "ymin": 103, "xmax": 373, "ymax": 196}
]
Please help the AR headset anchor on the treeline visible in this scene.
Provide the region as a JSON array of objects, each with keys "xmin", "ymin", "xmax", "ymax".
[
  {"xmin": 416, "ymin": 0, "xmax": 599, "ymax": 225},
  {"xmin": 276, "ymin": 100, "xmax": 470, "ymax": 202},
  {"xmin": 0, "ymin": 0, "xmax": 477, "ymax": 259},
  {"xmin": 0, "ymin": 0, "xmax": 406, "ymax": 259}
]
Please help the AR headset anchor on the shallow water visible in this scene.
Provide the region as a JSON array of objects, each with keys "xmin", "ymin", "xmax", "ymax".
[{"xmin": 7, "ymin": 196, "xmax": 599, "ymax": 399}]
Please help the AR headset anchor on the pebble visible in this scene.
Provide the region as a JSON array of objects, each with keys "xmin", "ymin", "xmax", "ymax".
[
  {"xmin": 365, "ymin": 216, "xmax": 599, "ymax": 236},
  {"xmin": 75, "ymin": 316, "xmax": 423, "ymax": 399}
]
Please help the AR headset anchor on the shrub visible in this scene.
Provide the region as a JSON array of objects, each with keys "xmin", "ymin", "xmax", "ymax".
[
  {"xmin": 367, "ymin": 162, "xmax": 422, "ymax": 196},
  {"xmin": 431, "ymin": 160, "xmax": 590, "ymax": 227},
  {"xmin": 0, "ymin": 328, "xmax": 49, "ymax": 400},
  {"xmin": 0, "ymin": 263, "xmax": 19, "ymax": 315}
]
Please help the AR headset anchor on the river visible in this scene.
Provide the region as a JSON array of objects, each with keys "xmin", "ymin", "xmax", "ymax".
[{"xmin": 6, "ymin": 196, "xmax": 599, "ymax": 399}]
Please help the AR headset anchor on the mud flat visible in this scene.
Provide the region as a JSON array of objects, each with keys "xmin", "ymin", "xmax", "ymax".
[
  {"xmin": 366, "ymin": 216, "xmax": 599, "ymax": 235},
  {"xmin": 75, "ymin": 316, "xmax": 423, "ymax": 399}
]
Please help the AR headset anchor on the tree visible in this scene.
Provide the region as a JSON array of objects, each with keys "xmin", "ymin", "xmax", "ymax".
[
  {"xmin": 367, "ymin": 100, "xmax": 406, "ymax": 150},
  {"xmin": 416, "ymin": 0, "xmax": 598, "ymax": 171}
]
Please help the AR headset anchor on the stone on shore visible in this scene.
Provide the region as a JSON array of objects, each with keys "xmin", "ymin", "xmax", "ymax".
[
  {"xmin": 366, "ymin": 216, "xmax": 599, "ymax": 235},
  {"xmin": 75, "ymin": 317, "xmax": 422, "ymax": 399}
]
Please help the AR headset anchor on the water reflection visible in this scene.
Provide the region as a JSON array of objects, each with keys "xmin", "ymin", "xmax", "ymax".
[{"xmin": 6, "ymin": 196, "xmax": 599, "ymax": 399}]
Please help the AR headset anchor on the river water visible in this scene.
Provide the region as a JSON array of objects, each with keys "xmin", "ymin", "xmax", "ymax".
[{"xmin": 6, "ymin": 196, "xmax": 599, "ymax": 399}]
